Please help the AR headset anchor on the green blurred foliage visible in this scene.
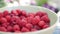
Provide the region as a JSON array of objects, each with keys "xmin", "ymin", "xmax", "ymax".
[
  {"xmin": 0, "ymin": 0, "xmax": 6, "ymax": 8},
  {"xmin": 35, "ymin": 0, "xmax": 48, "ymax": 6}
]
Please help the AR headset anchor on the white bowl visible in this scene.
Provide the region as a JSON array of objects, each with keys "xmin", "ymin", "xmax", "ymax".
[{"xmin": 0, "ymin": 6, "xmax": 58, "ymax": 34}]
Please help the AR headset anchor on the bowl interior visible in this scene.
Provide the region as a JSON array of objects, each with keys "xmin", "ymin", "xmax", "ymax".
[{"xmin": 0, "ymin": 6, "xmax": 57, "ymax": 26}]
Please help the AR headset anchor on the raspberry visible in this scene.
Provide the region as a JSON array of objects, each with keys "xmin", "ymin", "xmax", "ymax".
[
  {"xmin": 21, "ymin": 27, "xmax": 29, "ymax": 32},
  {"xmin": 16, "ymin": 9, "xmax": 22, "ymax": 15},
  {"xmin": 11, "ymin": 22, "xmax": 16, "ymax": 25},
  {"xmin": 36, "ymin": 11, "xmax": 47, "ymax": 17},
  {"xmin": 13, "ymin": 25, "xmax": 20, "ymax": 31},
  {"xmin": 25, "ymin": 23, "xmax": 33, "ymax": 29},
  {"xmin": 0, "ymin": 27, "xmax": 7, "ymax": 32},
  {"xmin": 0, "ymin": 17, "xmax": 7, "ymax": 23},
  {"xmin": 21, "ymin": 10, "xmax": 26, "ymax": 16},
  {"xmin": 31, "ymin": 28, "xmax": 37, "ymax": 31},
  {"xmin": 34, "ymin": 16, "xmax": 41, "ymax": 23},
  {"xmin": 42, "ymin": 24, "xmax": 49, "ymax": 29},
  {"xmin": 28, "ymin": 13, "xmax": 35, "ymax": 17},
  {"xmin": 0, "ymin": 13, "xmax": 3, "ymax": 18},
  {"xmin": 11, "ymin": 16, "xmax": 19, "ymax": 22},
  {"xmin": 27, "ymin": 17, "xmax": 33, "ymax": 23},
  {"xmin": 11, "ymin": 10, "xmax": 18, "ymax": 16},
  {"xmin": 41, "ymin": 15, "xmax": 50, "ymax": 23},
  {"xmin": 7, "ymin": 26, "xmax": 12, "ymax": 32},
  {"xmin": 38, "ymin": 21, "xmax": 46, "ymax": 27},
  {"xmin": 20, "ymin": 16, "xmax": 25, "ymax": 19},
  {"xmin": 31, "ymin": 17, "xmax": 39, "ymax": 25},
  {"xmin": 15, "ymin": 31, "xmax": 20, "ymax": 32},
  {"xmin": 34, "ymin": 25, "xmax": 41, "ymax": 30},
  {"xmin": 19, "ymin": 19, "xmax": 27, "ymax": 27},
  {"xmin": 2, "ymin": 23, "xmax": 8, "ymax": 28},
  {"xmin": 5, "ymin": 15, "xmax": 11, "ymax": 22},
  {"xmin": 3, "ymin": 10, "xmax": 9, "ymax": 16}
]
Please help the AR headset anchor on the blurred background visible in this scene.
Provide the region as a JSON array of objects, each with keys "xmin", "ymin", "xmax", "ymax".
[
  {"xmin": 0, "ymin": 0, "xmax": 60, "ymax": 34},
  {"xmin": 0, "ymin": 0, "xmax": 60, "ymax": 13}
]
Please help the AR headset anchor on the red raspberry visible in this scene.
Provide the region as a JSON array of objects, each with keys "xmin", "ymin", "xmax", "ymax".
[
  {"xmin": 11, "ymin": 10, "xmax": 18, "ymax": 16},
  {"xmin": 16, "ymin": 9, "xmax": 22, "ymax": 15},
  {"xmin": 7, "ymin": 26, "xmax": 12, "ymax": 32},
  {"xmin": 19, "ymin": 19, "xmax": 27, "ymax": 27},
  {"xmin": 34, "ymin": 25, "xmax": 41, "ymax": 30},
  {"xmin": 36, "ymin": 11, "xmax": 47, "ymax": 17},
  {"xmin": 0, "ymin": 17, "xmax": 7, "ymax": 23},
  {"xmin": 25, "ymin": 23, "xmax": 33, "ymax": 29},
  {"xmin": 38, "ymin": 21, "xmax": 46, "ymax": 27},
  {"xmin": 42, "ymin": 24, "xmax": 49, "ymax": 29},
  {"xmin": 21, "ymin": 27, "xmax": 29, "ymax": 32},
  {"xmin": 3, "ymin": 10, "xmax": 9, "ymax": 16},
  {"xmin": 13, "ymin": 25, "xmax": 20, "ymax": 31},
  {"xmin": 34, "ymin": 16, "xmax": 41, "ymax": 23},
  {"xmin": 15, "ymin": 31, "xmax": 20, "ymax": 33},
  {"xmin": 28, "ymin": 13, "xmax": 35, "ymax": 17},
  {"xmin": 5, "ymin": 15, "xmax": 11, "ymax": 22},
  {"xmin": 2, "ymin": 23, "xmax": 8, "ymax": 28},
  {"xmin": 11, "ymin": 22, "xmax": 16, "ymax": 25},
  {"xmin": 11, "ymin": 16, "xmax": 19, "ymax": 22},
  {"xmin": 41, "ymin": 15, "xmax": 50, "ymax": 23},
  {"xmin": 0, "ymin": 13, "xmax": 3, "ymax": 18},
  {"xmin": 31, "ymin": 28, "xmax": 37, "ymax": 31},
  {"xmin": 16, "ymin": 18, "xmax": 21, "ymax": 24},
  {"xmin": 21, "ymin": 10, "xmax": 26, "ymax": 16},
  {"xmin": 20, "ymin": 16, "xmax": 25, "ymax": 19},
  {"xmin": 31, "ymin": 17, "xmax": 40, "ymax": 25},
  {"xmin": 27, "ymin": 17, "xmax": 33, "ymax": 23},
  {"xmin": 0, "ymin": 27, "xmax": 7, "ymax": 32}
]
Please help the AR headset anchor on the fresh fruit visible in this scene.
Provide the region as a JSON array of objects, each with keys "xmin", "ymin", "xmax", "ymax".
[
  {"xmin": 21, "ymin": 27, "xmax": 29, "ymax": 32},
  {"xmin": 38, "ymin": 21, "xmax": 46, "ymax": 27},
  {"xmin": 0, "ymin": 9, "xmax": 50, "ymax": 32}
]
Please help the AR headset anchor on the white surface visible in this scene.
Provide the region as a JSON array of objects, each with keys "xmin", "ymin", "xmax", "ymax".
[
  {"xmin": 57, "ymin": 11, "xmax": 60, "ymax": 27},
  {"xmin": 20, "ymin": 0, "xmax": 31, "ymax": 6}
]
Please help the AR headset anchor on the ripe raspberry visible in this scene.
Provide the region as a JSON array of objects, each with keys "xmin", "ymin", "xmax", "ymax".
[
  {"xmin": 31, "ymin": 28, "xmax": 37, "ymax": 31},
  {"xmin": 34, "ymin": 16, "xmax": 41, "ymax": 23},
  {"xmin": 0, "ymin": 13, "xmax": 3, "ymax": 18},
  {"xmin": 2, "ymin": 23, "xmax": 8, "ymax": 28},
  {"xmin": 34, "ymin": 25, "xmax": 41, "ymax": 30},
  {"xmin": 5, "ymin": 15, "xmax": 11, "ymax": 22},
  {"xmin": 0, "ymin": 17, "xmax": 7, "ymax": 23},
  {"xmin": 25, "ymin": 23, "xmax": 33, "ymax": 29},
  {"xmin": 20, "ymin": 16, "xmax": 25, "ymax": 19},
  {"xmin": 31, "ymin": 17, "xmax": 40, "ymax": 25},
  {"xmin": 19, "ymin": 19, "xmax": 27, "ymax": 27},
  {"xmin": 27, "ymin": 13, "xmax": 35, "ymax": 17},
  {"xmin": 11, "ymin": 16, "xmax": 19, "ymax": 22},
  {"xmin": 42, "ymin": 24, "xmax": 49, "ymax": 29},
  {"xmin": 38, "ymin": 21, "xmax": 46, "ymax": 27},
  {"xmin": 0, "ymin": 27, "xmax": 7, "ymax": 32},
  {"xmin": 27, "ymin": 17, "xmax": 33, "ymax": 23},
  {"xmin": 21, "ymin": 10, "xmax": 26, "ymax": 16},
  {"xmin": 11, "ymin": 10, "xmax": 18, "ymax": 16},
  {"xmin": 21, "ymin": 27, "xmax": 29, "ymax": 32},
  {"xmin": 36, "ymin": 11, "xmax": 47, "ymax": 17},
  {"xmin": 13, "ymin": 25, "xmax": 20, "ymax": 31},
  {"xmin": 16, "ymin": 9, "xmax": 22, "ymax": 15},
  {"xmin": 3, "ymin": 10, "xmax": 9, "ymax": 16},
  {"xmin": 7, "ymin": 26, "xmax": 12, "ymax": 32},
  {"xmin": 41, "ymin": 15, "xmax": 50, "ymax": 23},
  {"xmin": 15, "ymin": 31, "xmax": 20, "ymax": 33}
]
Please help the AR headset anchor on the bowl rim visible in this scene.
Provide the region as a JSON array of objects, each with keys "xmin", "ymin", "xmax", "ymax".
[{"xmin": 0, "ymin": 6, "xmax": 58, "ymax": 34}]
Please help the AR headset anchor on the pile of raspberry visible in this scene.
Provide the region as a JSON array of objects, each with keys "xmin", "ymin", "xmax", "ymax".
[{"xmin": 0, "ymin": 9, "xmax": 50, "ymax": 32}]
